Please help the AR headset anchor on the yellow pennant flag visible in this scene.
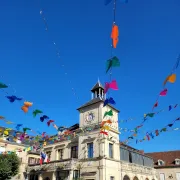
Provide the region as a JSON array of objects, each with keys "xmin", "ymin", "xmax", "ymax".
[{"xmin": 164, "ymin": 74, "xmax": 176, "ymax": 86}]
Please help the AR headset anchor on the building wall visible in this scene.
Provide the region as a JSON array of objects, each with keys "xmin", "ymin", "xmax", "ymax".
[
  {"xmin": 121, "ymin": 161, "xmax": 158, "ymax": 180},
  {"xmin": 27, "ymin": 99, "xmax": 157, "ymax": 180},
  {"xmin": 155, "ymin": 167, "xmax": 180, "ymax": 180},
  {"xmin": 0, "ymin": 140, "xmax": 28, "ymax": 180}
]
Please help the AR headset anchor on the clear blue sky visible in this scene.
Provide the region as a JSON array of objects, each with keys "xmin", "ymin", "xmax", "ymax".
[{"xmin": 0, "ymin": 0, "xmax": 180, "ymax": 153}]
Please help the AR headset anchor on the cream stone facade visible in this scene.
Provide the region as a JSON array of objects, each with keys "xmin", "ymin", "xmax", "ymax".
[
  {"xmin": 155, "ymin": 168, "xmax": 180, "ymax": 180},
  {"xmin": 146, "ymin": 151, "xmax": 180, "ymax": 180},
  {"xmin": 26, "ymin": 81, "xmax": 158, "ymax": 180},
  {"xmin": 0, "ymin": 139, "xmax": 39, "ymax": 180}
]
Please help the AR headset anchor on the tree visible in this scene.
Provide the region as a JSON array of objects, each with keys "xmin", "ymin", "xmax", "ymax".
[{"xmin": 0, "ymin": 153, "xmax": 20, "ymax": 180}]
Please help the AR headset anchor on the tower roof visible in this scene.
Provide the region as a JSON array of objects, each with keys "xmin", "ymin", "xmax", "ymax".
[
  {"xmin": 91, "ymin": 80, "xmax": 104, "ymax": 92},
  {"xmin": 77, "ymin": 97, "xmax": 119, "ymax": 112}
]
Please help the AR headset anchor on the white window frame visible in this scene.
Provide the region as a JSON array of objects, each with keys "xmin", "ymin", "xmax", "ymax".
[
  {"xmin": 158, "ymin": 159, "xmax": 165, "ymax": 166},
  {"xmin": 176, "ymin": 172, "xmax": 180, "ymax": 180},
  {"xmin": 175, "ymin": 159, "xmax": 180, "ymax": 165},
  {"xmin": 160, "ymin": 173, "xmax": 165, "ymax": 180},
  {"xmin": 57, "ymin": 149, "xmax": 64, "ymax": 160}
]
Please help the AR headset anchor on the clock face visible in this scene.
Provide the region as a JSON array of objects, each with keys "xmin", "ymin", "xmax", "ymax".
[{"xmin": 85, "ymin": 112, "xmax": 95, "ymax": 124}]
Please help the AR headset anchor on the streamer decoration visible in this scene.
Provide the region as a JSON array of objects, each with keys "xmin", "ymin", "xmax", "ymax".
[{"xmin": 122, "ymin": 55, "xmax": 180, "ymax": 143}]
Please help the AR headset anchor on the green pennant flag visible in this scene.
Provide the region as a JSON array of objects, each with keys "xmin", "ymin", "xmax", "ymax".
[
  {"xmin": 33, "ymin": 109, "xmax": 43, "ymax": 117},
  {"xmin": 23, "ymin": 128, "xmax": 31, "ymax": 132},
  {"xmin": 146, "ymin": 113, "xmax": 155, "ymax": 118},
  {"xmin": 134, "ymin": 128, "xmax": 138, "ymax": 133},
  {"xmin": 0, "ymin": 82, "xmax": 8, "ymax": 88},
  {"xmin": 103, "ymin": 109, "xmax": 113, "ymax": 118},
  {"xmin": 106, "ymin": 56, "xmax": 120, "ymax": 73},
  {"xmin": 160, "ymin": 128, "xmax": 167, "ymax": 132}
]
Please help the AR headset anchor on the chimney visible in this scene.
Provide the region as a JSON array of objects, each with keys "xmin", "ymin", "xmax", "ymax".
[{"xmin": 139, "ymin": 150, "xmax": 144, "ymax": 155}]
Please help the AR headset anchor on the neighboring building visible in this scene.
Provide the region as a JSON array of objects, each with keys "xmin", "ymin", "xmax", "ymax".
[
  {"xmin": 27, "ymin": 81, "xmax": 157, "ymax": 180},
  {"xmin": 0, "ymin": 137, "xmax": 39, "ymax": 180},
  {"xmin": 146, "ymin": 151, "xmax": 180, "ymax": 180}
]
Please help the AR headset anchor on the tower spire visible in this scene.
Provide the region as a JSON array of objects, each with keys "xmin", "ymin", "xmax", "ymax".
[{"xmin": 91, "ymin": 79, "xmax": 105, "ymax": 99}]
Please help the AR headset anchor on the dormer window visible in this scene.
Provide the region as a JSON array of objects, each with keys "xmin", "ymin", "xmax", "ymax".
[
  {"xmin": 158, "ymin": 159, "xmax": 165, "ymax": 166},
  {"xmin": 175, "ymin": 158, "xmax": 180, "ymax": 165}
]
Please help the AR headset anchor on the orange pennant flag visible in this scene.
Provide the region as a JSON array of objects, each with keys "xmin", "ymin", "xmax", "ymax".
[
  {"xmin": 111, "ymin": 24, "xmax": 119, "ymax": 48},
  {"xmin": 106, "ymin": 119, "xmax": 112, "ymax": 124},
  {"xmin": 21, "ymin": 101, "xmax": 33, "ymax": 113},
  {"xmin": 164, "ymin": 74, "xmax": 176, "ymax": 86}
]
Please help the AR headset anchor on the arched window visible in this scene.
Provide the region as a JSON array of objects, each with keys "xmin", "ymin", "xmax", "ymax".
[
  {"xmin": 145, "ymin": 178, "xmax": 149, "ymax": 180},
  {"xmin": 134, "ymin": 177, "xmax": 139, "ymax": 180},
  {"xmin": 123, "ymin": 175, "xmax": 130, "ymax": 180}
]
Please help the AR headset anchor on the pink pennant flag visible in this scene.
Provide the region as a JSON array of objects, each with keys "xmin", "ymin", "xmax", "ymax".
[
  {"xmin": 104, "ymin": 80, "xmax": 118, "ymax": 93},
  {"xmin": 159, "ymin": 89, "xmax": 168, "ymax": 96}
]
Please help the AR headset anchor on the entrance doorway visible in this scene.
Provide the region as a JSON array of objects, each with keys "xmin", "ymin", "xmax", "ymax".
[{"xmin": 56, "ymin": 170, "xmax": 69, "ymax": 180}]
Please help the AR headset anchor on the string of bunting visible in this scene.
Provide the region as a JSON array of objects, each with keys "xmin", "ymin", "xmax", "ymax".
[
  {"xmin": 100, "ymin": 0, "xmax": 126, "ymax": 136},
  {"xmin": 0, "ymin": 80, "xmax": 62, "ymax": 131},
  {"xmin": 152, "ymin": 55, "xmax": 180, "ymax": 110},
  {"xmin": 123, "ymin": 55, "xmax": 180, "ymax": 142},
  {"xmin": 123, "ymin": 117, "xmax": 180, "ymax": 145},
  {"xmin": 119, "ymin": 103, "xmax": 179, "ymax": 133},
  {"xmin": 118, "ymin": 103, "xmax": 179, "ymax": 124}
]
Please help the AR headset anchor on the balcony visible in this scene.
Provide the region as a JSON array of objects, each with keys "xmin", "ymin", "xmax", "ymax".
[
  {"xmin": 27, "ymin": 158, "xmax": 79, "ymax": 173},
  {"xmin": 120, "ymin": 160, "xmax": 157, "ymax": 175}
]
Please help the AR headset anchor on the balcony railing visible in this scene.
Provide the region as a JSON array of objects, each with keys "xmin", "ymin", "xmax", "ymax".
[
  {"xmin": 27, "ymin": 158, "xmax": 78, "ymax": 173},
  {"xmin": 120, "ymin": 160, "xmax": 157, "ymax": 175}
]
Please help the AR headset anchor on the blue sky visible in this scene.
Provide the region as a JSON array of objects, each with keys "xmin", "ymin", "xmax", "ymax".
[{"xmin": 0, "ymin": 0, "xmax": 180, "ymax": 152}]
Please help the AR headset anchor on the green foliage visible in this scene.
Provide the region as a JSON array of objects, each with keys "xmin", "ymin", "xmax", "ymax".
[{"xmin": 0, "ymin": 153, "xmax": 20, "ymax": 180}]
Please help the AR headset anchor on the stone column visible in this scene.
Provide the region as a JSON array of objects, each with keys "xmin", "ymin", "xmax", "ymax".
[
  {"xmin": 68, "ymin": 170, "xmax": 74, "ymax": 180},
  {"xmin": 52, "ymin": 172, "xmax": 56, "ymax": 180},
  {"xmin": 38, "ymin": 174, "xmax": 43, "ymax": 180}
]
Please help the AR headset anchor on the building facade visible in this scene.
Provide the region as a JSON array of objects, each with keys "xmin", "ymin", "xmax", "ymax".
[
  {"xmin": 27, "ymin": 81, "xmax": 158, "ymax": 180},
  {"xmin": 146, "ymin": 151, "xmax": 180, "ymax": 180},
  {"xmin": 0, "ymin": 138, "xmax": 39, "ymax": 180}
]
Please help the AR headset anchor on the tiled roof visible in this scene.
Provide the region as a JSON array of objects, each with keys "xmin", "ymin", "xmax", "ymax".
[
  {"xmin": 145, "ymin": 151, "xmax": 180, "ymax": 167},
  {"xmin": 120, "ymin": 142, "xmax": 138, "ymax": 151},
  {"xmin": 77, "ymin": 97, "xmax": 119, "ymax": 112}
]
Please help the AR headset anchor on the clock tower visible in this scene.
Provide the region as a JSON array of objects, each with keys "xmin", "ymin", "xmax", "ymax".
[
  {"xmin": 77, "ymin": 80, "xmax": 120, "ymax": 163},
  {"xmin": 77, "ymin": 80, "xmax": 120, "ymax": 132}
]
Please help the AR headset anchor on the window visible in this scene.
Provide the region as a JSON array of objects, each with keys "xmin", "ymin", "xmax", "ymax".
[
  {"xmin": 176, "ymin": 173, "xmax": 180, "ymax": 180},
  {"xmin": 160, "ymin": 173, "xmax": 165, "ymax": 180},
  {"xmin": 175, "ymin": 159, "xmax": 180, "ymax": 165},
  {"xmin": 158, "ymin": 160, "xmax": 164, "ymax": 166},
  {"xmin": 109, "ymin": 143, "xmax": 113, "ymax": 158},
  {"xmin": 36, "ymin": 158, "xmax": 40, "ymax": 164},
  {"xmin": 87, "ymin": 142, "xmax": 93, "ymax": 158},
  {"xmin": 73, "ymin": 170, "xmax": 80, "ymax": 179},
  {"xmin": 28, "ymin": 157, "xmax": 35, "ymax": 164},
  {"xmin": 110, "ymin": 176, "xmax": 115, "ymax": 180},
  {"xmin": 71, "ymin": 146, "xmax": 78, "ymax": 158},
  {"xmin": 57, "ymin": 149, "xmax": 63, "ymax": 160},
  {"xmin": 45, "ymin": 151, "xmax": 51, "ymax": 160},
  {"xmin": 129, "ymin": 152, "xmax": 132, "ymax": 163},
  {"xmin": 56, "ymin": 170, "xmax": 69, "ymax": 180}
]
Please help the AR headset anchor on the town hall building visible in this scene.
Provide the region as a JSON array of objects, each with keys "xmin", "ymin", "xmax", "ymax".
[{"xmin": 27, "ymin": 81, "xmax": 157, "ymax": 180}]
